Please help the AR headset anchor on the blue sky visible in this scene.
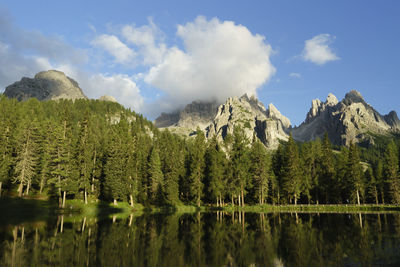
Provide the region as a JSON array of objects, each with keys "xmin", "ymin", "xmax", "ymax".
[{"xmin": 0, "ymin": 0, "xmax": 399, "ymax": 125}]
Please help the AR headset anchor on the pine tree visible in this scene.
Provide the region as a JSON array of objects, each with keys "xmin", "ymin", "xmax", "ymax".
[
  {"xmin": 383, "ymin": 140, "xmax": 400, "ymax": 204},
  {"xmin": 75, "ymin": 117, "xmax": 94, "ymax": 204},
  {"xmin": 188, "ymin": 129, "xmax": 206, "ymax": 207},
  {"xmin": 249, "ymin": 139, "xmax": 271, "ymax": 204},
  {"xmin": 47, "ymin": 120, "xmax": 76, "ymax": 207},
  {"xmin": 282, "ymin": 134, "xmax": 301, "ymax": 205},
  {"xmin": 300, "ymin": 141, "xmax": 321, "ymax": 204},
  {"xmin": 204, "ymin": 136, "xmax": 226, "ymax": 207},
  {"xmin": 344, "ymin": 142, "xmax": 364, "ymax": 205},
  {"xmin": 365, "ymin": 167, "xmax": 378, "ymax": 204},
  {"xmin": 159, "ymin": 130, "xmax": 182, "ymax": 206},
  {"xmin": 320, "ymin": 133, "xmax": 336, "ymax": 203},
  {"xmin": 374, "ymin": 160, "xmax": 385, "ymax": 204},
  {"xmin": 104, "ymin": 128, "xmax": 127, "ymax": 204},
  {"xmin": 148, "ymin": 144, "xmax": 164, "ymax": 204},
  {"xmin": 229, "ymin": 126, "xmax": 250, "ymax": 207},
  {"xmin": 14, "ymin": 118, "xmax": 40, "ymax": 197},
  {"xmin": 272, "ymin": 143, "xmax": 285, "ymax": 204},
  {"xmin": 0, "ymin": 108, "xmax": 14, "ymax": 197}
]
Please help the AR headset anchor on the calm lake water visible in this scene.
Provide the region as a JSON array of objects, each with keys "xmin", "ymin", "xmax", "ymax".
[{"xmin": 1, "ymin": 211, "xmax": 400, "ymax": 266}]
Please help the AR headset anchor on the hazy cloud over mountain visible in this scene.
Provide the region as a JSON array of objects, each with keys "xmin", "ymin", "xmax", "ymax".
[{"xmin": 143, "ymin": 16, "xmax": 276, "ymax": 114}]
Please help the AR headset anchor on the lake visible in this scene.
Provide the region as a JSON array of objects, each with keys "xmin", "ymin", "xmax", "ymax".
[{"xmin": 1, "ymin": 211, "xmax": 400, "ymax": 266}]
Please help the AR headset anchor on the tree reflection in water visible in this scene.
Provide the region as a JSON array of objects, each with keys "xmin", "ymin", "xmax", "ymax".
[{"xmin": 1, "ymin": 212, "xmax": 400, "ymax": 266}]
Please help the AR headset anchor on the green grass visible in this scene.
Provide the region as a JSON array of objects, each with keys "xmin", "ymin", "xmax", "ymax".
[
  {"xmin": 2, "ymin": 195, "xmax": 399, "ymax": 227},
  {"xmin": 62, "ymin": 199, "xmax": 144, "ymax": 218},
  {"xmin": 208, "ymin": 204, "xmax": 400, "ymax": 213}
]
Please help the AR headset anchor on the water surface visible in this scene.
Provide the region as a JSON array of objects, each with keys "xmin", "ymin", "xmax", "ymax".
[{"xmin": 1, "ymin": 211, "xmax": 400, "ymax": 266}]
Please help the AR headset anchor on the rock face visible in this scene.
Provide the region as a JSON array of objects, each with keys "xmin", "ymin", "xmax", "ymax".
[
  {"xmin": 155, "ymin": 94, "xmax": 290, "ymax": 149},
  {"xmin": 292, "ymin": 90, "xmax": 400, "ymax": 145},
  {"xmin": 155, "ymin": 100, "xmax": 219, "ymax": 130},
  {"xmin": 206, "ymin": 94, "xmax": 290, "ymax": 149},
  {"xmin": 4, "ymin": 70, "xmax": 87, "ymax": 101},
  {"xmin": 99, "ymin": 95, "xmax": 118, "ymax": 103}
]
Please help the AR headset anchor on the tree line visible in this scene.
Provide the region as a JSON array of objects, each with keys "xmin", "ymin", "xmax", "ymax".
[{"xmin": 0, "ymin": 95, "xmax": 399, "ymax": 206}]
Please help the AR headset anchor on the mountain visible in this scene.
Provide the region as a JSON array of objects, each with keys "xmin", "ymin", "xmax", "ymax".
[
  {"xmin": 154, "ymin": 100, "xmax": 220, "ymax": 135},
  {"xmin": 291, "ymin": 90, "xmax": 400, "ymax": 145},
  {"xmin": 155, "ymin": 94, "xmax": 290, "ymax": 149},
  {"xmin": 4, "ymin": 70, "xmax": 87, "ymax": 101}
]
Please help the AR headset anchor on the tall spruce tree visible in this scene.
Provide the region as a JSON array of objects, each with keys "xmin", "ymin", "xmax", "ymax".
[
  {"xmin": 104, "ymin": 124, "xmax": 129, "ymax": 204},
  {"xmin": 229, "ymin": 126, "xmax": 250, "ymax": 207},
  {"xmin": 249, "ymin": 139, "xmax": 271, "ymax": 204},
  {"xmin": 320, "ymin": 133, "xmax": 336, "ymax": 203},
  {"xmin": 75, "ymin": 117, "xmax": 94, "ymax": 204},
  {"xmin": 159, "ymin": 130, "xmax": 182, "ymax": 206},
  {"xmin": 282, "ymin": 134, "xmax": 301, "ymax": 205},
  {"xmin": 188, "ymin": 129, "xmax": 206, "ymax": 207},
  {"xmin": 204, "ymin": 136, "xmax": 226, "ymax": 206},
  {"xmin": 14, "ymin": 118, "xmax": 40, "ymax": 196},
  {"xmin": 365, "ymin": 167, "xmax": 379, "ymax": 204},
  {"xmin": 374, "ymin": 160, "xmax": 385, "ymax": 204},
  {"xmin": 0, "ymin": 108, "xmax": 13, "ymax": 197},
  {"xmin": 344, "ymin": 142, "xmax": 364, "ymax": 205},
  {"xmin": 148, "ymin": 144, "xmax": 164, "ymax": 204},
  {"xmin": 383, "ymin": 140, "xmax": 400, "ymax": 204}
]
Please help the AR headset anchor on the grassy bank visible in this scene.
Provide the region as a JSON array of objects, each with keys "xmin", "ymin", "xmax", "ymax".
[
  {"xmin": 2, "ymin": 196, "xmax": 400, "ymax": 225},
  {"xmin": 208, "ymin": 204, "xmax": 400, "ymax": 213}
]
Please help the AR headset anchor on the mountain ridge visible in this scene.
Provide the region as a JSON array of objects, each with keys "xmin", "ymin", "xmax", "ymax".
[{"xmin": 3, "ymin": 70, "xmax": 399, "ymax": 148}]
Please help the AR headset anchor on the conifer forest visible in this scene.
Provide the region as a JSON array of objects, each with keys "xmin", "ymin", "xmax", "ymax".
[{"xmin": 0, "ymin": 95, "xmax": 400, "ymax": 208}]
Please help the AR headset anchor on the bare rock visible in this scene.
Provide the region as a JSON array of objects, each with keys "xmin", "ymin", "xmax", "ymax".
[
  {"xmin": 99, "ymin": 95, "xmax": 118, "ymax": 103},
  {"xmin": 292, "ymin": 90, "xmax": 400, "ymax": 145},
  {"xmin": 4, "ymin": 70, "xmax": 87, "ymax": 101}
]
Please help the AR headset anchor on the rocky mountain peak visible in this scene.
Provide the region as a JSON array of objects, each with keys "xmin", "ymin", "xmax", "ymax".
[
  {"xmin": 267, "ymin": 103, "xmax": 291, "ymax": 129},
  {"xmin": 205, "ymin": 95, "xmax": 290, "ymax": 149},
  {"xmin": 154, "ymin": 100, "xmax": 219, "ymax": 131},
  {"xmin": 326, "ymin": 93, "xmax": 338, "ymax": 106},
  {"xmin": 292, "ymin": 90, "xmax": 400, "ymax": 146},
  {"xmin": 4, "ymin": 70, "xmax": 87, "ymax": 101},
  {"xmin": 155, "ymin": 94, "xmax": 290, "ymax": 149},
  {"xmin": 342, "ymin": 90, "xmax": 366, "ymax": 105}
]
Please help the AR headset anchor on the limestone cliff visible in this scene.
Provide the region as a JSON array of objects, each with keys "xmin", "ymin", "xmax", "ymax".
[
  {"xmin": 155, "ymin": 94, "xmax": 290, "ymax": 149},
  {"xmin": 4, "ymin": 70, "xmax": 87, "ymax": 101},
  {"xmin": 291, "ymin": 90, "xmax": 400, "ymax": 145}
]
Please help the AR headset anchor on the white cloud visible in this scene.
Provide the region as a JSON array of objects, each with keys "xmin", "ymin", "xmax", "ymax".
[
  {"xmin": 144, "ymin": 16, "xmax": 276, "ymax": 112},
  {"xmin": 91, "ymin": 34, "xmax": 136, "ymax": 65},
  {"xmin": 302, "ymin": 34, "xmax": 339, "ymax": 65},
  {"xmin": 289, "ymin": 72, "xmax": 301, "ymax": 78},
  {"xmin": 0, "ymin": 13, "xmax": 88, "ymax": 89},
  {"xmin": 121, "ymin": 18, "xmax": 167, "ymax": 65},
  {"xmin": 87, "ymin": 74, "xmax": 143, "ymax": 111}
]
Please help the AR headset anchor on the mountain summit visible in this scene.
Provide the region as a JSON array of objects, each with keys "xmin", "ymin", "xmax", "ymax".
[
  {"xmin": 292, "ymin": 90, "xmax": 400, "ymax": 145},
  {"xmin": 4, "ymin": 70, "xmax": 87, "ymax": 101},
  {"xmin": 155, "ymin": 94, "xmax": 290, "ymax": 149}
]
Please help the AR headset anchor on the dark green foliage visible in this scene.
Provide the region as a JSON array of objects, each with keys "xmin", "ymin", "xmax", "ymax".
[
  {"xmin": 147, "ymin": 144, "xmax": 164, "ymax": 204},
  {"xmin": 249, "ymin": 139, "xmax": 272, "ymax": 204},
  {"xmin": 229, "ymin": 126, "xmax": 251, "ymax": 206},
  {"xmin": 204, "ymin": 136, "xmax": 226, "ymax": 206},
  {"xmin": 281, "ymin": 134, "xmax": 302, "ymax": 205},
  {"xmin": 383, "ymin": 140, "xmax": 400, "ymax": 204},
  {"xmin": 0, "ymin": 95, "xmax": 400, "ymax": 206},
  {"xmin": 343, "ymin": 142, "xmax": 364, "ymax": 204},
  {"xmin": 187, "ymin": 129, "xmax": 206, "ymax": 207}
]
